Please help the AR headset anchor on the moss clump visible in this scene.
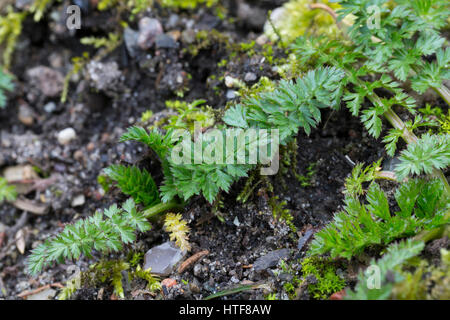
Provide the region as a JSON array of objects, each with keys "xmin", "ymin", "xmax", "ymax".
[
  {"xmin": 160, "ymin": 0, "xmax": 217, "ymax": 10},
  {"xmin": 160, "ymin": 99, "xmax": 215, "ymax": 134},
  {"xmin": 300, "ymin": 257, "xmax": 346, "ymax": 299},
  {"xmin": 440, "ymin": 112, "xmax": 450, "ymax": 134},
  {"xmin": 59, "ymin": 258, "xmax": 160, "ymax": 300},
  {"xmin": 264, "ymin": 0, "xmax": 349, "ymax": 44},
  {"xmin": 392, "ymin": 248, "xmax": 450, "ymax": 300},
  {"xmin": 236, "ymin": 76, "xmax": 276, "ymax": 100},
  {"xmin": 0, "ymin": 7, "xmax": 25, "ymax": 68},
  {"xmin": 184, "ymin": 29, "xmax": 232, "ymax": 56},
  {"xmin": 295, "ymin": 162, "xmax": 317, "ymax": 187}
]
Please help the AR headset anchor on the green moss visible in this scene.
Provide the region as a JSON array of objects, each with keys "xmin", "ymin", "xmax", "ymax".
[
  {"xmin": 265, "ymin": 293, "xmax": 278, "ymax": 300},
  {"xmin": 87, "ymin": 260, "xmax": 130, "ymax": 299},
  {"xmin": 185, "ymin": 29, "xmax": 232, "ymax": 56},
  {"xmin": 439, "ymin": 111, "xmax": 450, "ymax": 134},
  {"xmin": 392, "ymin": 248, "xmax": 450, "ymax": 300},
  {"xmin": 131, "ymin": 265, "xmax": 161, "ymax": 292},
  {"xmin": 127, "ymin": 251, "xmax": 144, "ymax": 267},
  {"xmin": 269, "ymin": 196, "xmax": 296, "ymax": 233},
  {"xmin": 160, "ymin": 0, "xmax": 218, "ymax": 10},
  {"xmin": 61, "ymin": 53, "xmax": 90, "ymax": 103},
  {"xmin": 30, "ymin": 0, "xmax": 56, "ymax": 22},
  {"xmin": 236, "ymin": 76, "xmax": 275, "ymax": 100},
  {"xmin": 0, "ymin": 177, "xmax": 17, "ymax": 204},
  {"xmin": 295, "ymin": 162, "xmax": 317, "ymax": 187},
  {"xmin": 217, "ymin": 59, "xmax": 228, "ymax": 68},
  {"xmin": 239, "ymin": 41, "xmax": 256, "ymax": 56},
  {"xmin": 279, "ymin": 260, "xmax": 302, "ymax": 299},
  {"xmin": 162, "ymin": 99, "xmax": 215, "ymax": 134},
  {"xmin": 264, "ymin": 0, "xmax": 347, "ymax": 44},
  {"xmin": 98, "ymin": 0, "xmax": 153, "ymax": 19},
  {"xmin": 237, "ymin": 170, "xmax": 260, "ymax": 204},
  {"xmin": 300, "ymin": 257, "xmax": 346, "ymax": 300},
  {"xmin": 141, "ymin": 110, "xmax": 154, "ymax": 123},
  {"xmin": 0, "ymin": 7, "xmax": 26, "ymax": 68},
  {"xmin": 77, "ymin": 259, "xmax": 160, "ymax": 299},
  {"xmin": 97, "ymin": 174, "xmax": 113, "ymax": 193}
]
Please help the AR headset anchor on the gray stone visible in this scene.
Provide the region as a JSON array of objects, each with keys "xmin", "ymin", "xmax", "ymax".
[
  {"xmin": 226, "ymin": 90, "xmax": 236, "ymax": 100},
  {"xmin": 253, "ymin": 249, "xmax": 291, "ymax": 272},
  {"xmin": 193, "ymin": 264, "xmax": 202, "ymax": 277},
  {"xmin": 124, "ymin": 28, "xmax": 140, "ymax": 58},
  {"xmin": 143, "ymin": 242, "xmax": 186, "ymax": 276},
  {"xmin": 244, "ymin": 72, "xmax": 257, "ymax": 82},
  {"xmin": 181, "ymin": 30, "xmax": 196, "ymax": 44},
  {"xmin": 87, "ymin": 61, "xmax": 122, "ymax": 92},
  {"xmin": 279, "ymin": 273, "xmax": 294, "ymax": 282},
  {"xmin": 43, "ymin": 101, "xmax": 57, "ymax": 113},
  {"xmin": 138, "ymin": 17, "xmax": 163, "ymax": 50},
  {"xmin": 166, "ymin": 14, "xmax": 180, "ymax": 29},
  {"xmin": 155, "ymin": 34, "xmax": 177, "ymax": 49},
  {"xmin": 297, "ymin": 229, "xmax": 314, "ymax": 251},
  {"xmin": 15, "ymin": 0, "xmax": 33, "ymax": 10},
  {"xmin": 238, "ymin": 2, "xmax": 267, "ymax": 31},
  {"xmin": 26, "ymin": 66, "xmax": 64, "ymax": 98}
]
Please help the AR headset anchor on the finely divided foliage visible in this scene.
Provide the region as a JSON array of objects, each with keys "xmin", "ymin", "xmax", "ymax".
[
  {"xmin": 292, "ymin": 36, "xmax": 416, "ymax": 140},
  {"xmin": 336, "ymin": 0, "xmax": 450, "ymax": 94},
  {"xmin": 0, "ymin": 69, "xmax": 14, "ymax": 108},
  {"xmin": 346, "ymin": 239, "xmax": 425, "ymax": 300},
  {"xmin": 309, "ymin": 178, "xmax": 449, "ymax": 259},
  {"xmin": 104, "ymin": 165, "xmax": 160, "ymax": 207},
  {"xmin": 27, "ymin": 199, "xmax": 151, "ymax": 275},
  {"xmin": 25, "ymin": 0, "xmax": 450, "ymax": 283},
  {"xmin": 26, "ymin": 66, "xmax": 346, "ymax": 274},
  {"xmin": 395, "ymin": 133, "xmax": 450, "ymax": 180},
  {"xmin": 223, "ymin": 67, "xmax": 344, "ymax": 142},
  {"xmin": 122, "ymin": 67, "xmax": 344, "ymax": 203}
]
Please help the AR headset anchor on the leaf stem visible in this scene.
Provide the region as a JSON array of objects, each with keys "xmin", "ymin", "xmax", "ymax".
[
  {"xmin": 143, "ymin": 201, "xmax": 184, "ymax": 221},
  {"xmin": 434, "ymin": 85, "xmax": 450, "ymax": 107},
  {"xmin": 374, "ymin": 170, "xmax": 397, "ymax": 181}
]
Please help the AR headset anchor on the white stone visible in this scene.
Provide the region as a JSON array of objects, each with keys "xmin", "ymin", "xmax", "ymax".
[
  {"xmin": 57, "ymin": 128, "xmax": 76, "ymax": 145},
  {"xmin": 71, "ymin": 194, "xmax": 85, "ymax": 207}
]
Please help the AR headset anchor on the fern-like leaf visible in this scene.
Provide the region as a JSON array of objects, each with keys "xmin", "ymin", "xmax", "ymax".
[
  {"xmin": 346, "ymin": 239, "xmax": 425, "ymax": 300},
  {"xmin": 395, "ymin": 133, "xmax": 450, "ymax": 180},
  {"xmin": 26, "ymin": 199, "xmax": 151, "ymax": 275},
  {"xmin": 104, "ymin": 165, "xmax": 160, "ymax": 207},
  {"xmin": 309, "ymin": 179, "xmax": 449, "ymax": 259}
]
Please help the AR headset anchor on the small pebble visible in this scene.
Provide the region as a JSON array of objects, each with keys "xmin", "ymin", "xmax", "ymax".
[
  {"xmin": 43, "ymin": 102, "xmax": 57, "ymax": 113},
  {"xmin": 138, "ymin": 17, "xmax": 163, "ymax": 50},
  {"xmin": 226, "ymin": 90, "xmax": 236, "ymax": 100},
  {"xmin": 225, "ymin": 76, "xmax": 236, "ymax": 88},
  {"xmin": 18, "ymin": 104, "xmax": 34, "ymax": 126},
  {"xmin": 57, "ymin": 128, "xmax": 76, "ymax": 145},
  {"xmin": 71, "ymin": 194, "xmax": 85, "ymax": 207},
  {"xmin": 244, "ymin": 72, "xmax": 257, "ymax": 82}
]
